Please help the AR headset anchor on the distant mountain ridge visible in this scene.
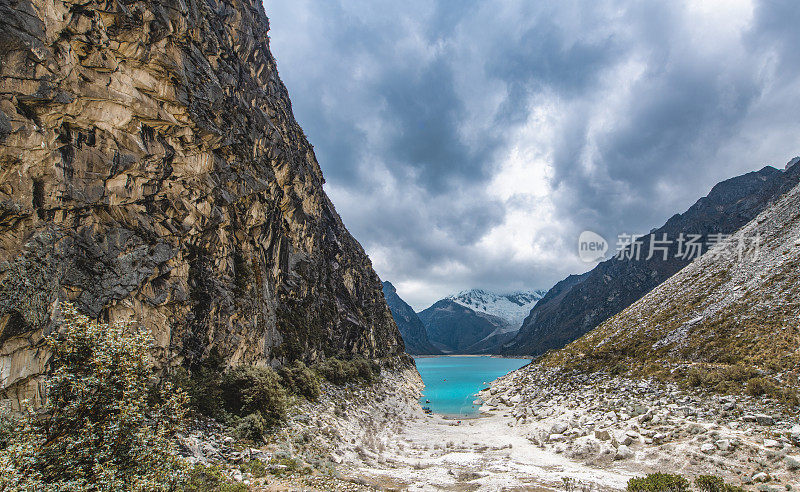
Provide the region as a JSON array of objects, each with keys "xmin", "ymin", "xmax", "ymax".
[
  {"xmin": 447, "ymin": 289, "xmax": 547, "ymax": 329},
  {"xmin": 419, "ymin": 288, "xmax": 545, "ymax": 354},
  {"xmin": 382, "ymin": 282, "xmax": 440, "ymax": 355},
  {"xmin": 546, "ymin": 176, "xmax": 800, "ymax": 386},
  {"xmin": 418, "ymin": 299, "xmax": 514, "ymax": 354},
  {"xmin": 503, "ymin": 161, "xmax": 800, "ymax": 357}
]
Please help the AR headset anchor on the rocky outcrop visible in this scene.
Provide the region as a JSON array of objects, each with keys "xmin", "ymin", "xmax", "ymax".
[
  {"xmin": 504, "ymin": 163, "xmax": 800, "ymax": 356},
  {"xmin": 382, "ymin": 282, "xmax": 439, "ymax": 355},
  {"xmin": 0, "ymin": 0, "xmax": 404, "ymax": 407}
]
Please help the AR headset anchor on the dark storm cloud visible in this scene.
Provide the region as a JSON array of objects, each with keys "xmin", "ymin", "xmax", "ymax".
[{"xmin": 265, "ymin": 0, "xmax": 800, "ymax": 310}]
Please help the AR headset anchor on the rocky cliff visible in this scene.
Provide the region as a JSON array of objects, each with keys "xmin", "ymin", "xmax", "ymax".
[
  {"xmin": 381, "ymin": 282, "xmax": 439, "ymax": 355},
  {"xmin": 503, "ymin": 163, "xmax": 800, "ymax": 357},
  {"xmin": 0, "ymin": 0, "xmax": 404, "ymax": 407}
]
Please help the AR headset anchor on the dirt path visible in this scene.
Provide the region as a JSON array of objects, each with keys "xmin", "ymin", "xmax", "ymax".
[{"xmin": 348, "ymin": 411, "xmax": 633, "ymax": 491}]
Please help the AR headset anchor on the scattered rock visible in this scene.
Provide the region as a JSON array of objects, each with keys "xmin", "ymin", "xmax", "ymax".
[
  {"xmin": 614, "ymin": 444, "xmax": 633, "ymax": 460},
  {"xmin": 755, "ymin": 414, "xmax": 775, "ymax": 426},
  {"xmin": 752, "ymin": 472, "xmax": 770, "ymax": 482},
  {"xmin": 595, "ymin": 430, "xmax": 611, "ymax": 441},
  {"xmin": 715, "ymin": 439, "xmax": 732, "ymax": 451}
]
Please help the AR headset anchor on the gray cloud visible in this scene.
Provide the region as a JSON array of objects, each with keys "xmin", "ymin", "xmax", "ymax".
[{"xmin": 265, "ymin": 0, "xmax": 800, "ymax": 310}]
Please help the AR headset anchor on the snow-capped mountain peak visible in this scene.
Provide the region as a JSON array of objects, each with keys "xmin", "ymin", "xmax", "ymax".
[{"xmin": 446, "ymin": 288, "xmax": 547, "ymax": 328}]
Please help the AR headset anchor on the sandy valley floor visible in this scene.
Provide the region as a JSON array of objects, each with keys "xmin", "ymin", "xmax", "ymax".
[{"xmin": 349, "ymin": 411, "xmax": 633, "ymax": 491}]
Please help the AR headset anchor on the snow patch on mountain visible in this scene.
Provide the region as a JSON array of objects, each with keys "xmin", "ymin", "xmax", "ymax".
[{"xmin": 447, "ymin": 289, "xmax": 547, "ymax": 329}]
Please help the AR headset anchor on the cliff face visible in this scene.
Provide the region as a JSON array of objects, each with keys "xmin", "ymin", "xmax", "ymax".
[
  {"xmin": 381, "ymin": 282, "xmax": 439, "ymax": 355},
  {"xmin": 504, "ymin": 164, "xmax": 800, "ymax": 357},
  {"xmin": 0, "ymin": 0, "xmax": 403, "ymax": 406}
]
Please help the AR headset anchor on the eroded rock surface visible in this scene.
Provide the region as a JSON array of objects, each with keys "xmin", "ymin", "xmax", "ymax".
[{"xmin": 0, "ymin": 0, "xmax": 403, "ymax": 406}]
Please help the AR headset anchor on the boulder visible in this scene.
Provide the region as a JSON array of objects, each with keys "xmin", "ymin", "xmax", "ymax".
[
  {"xmin": 614, "ymin": 445, "xmax": 634, "ymax": 460},
  {"xmin": 595, "ymin": 429, "xmax": 612, "ymax": 441},
  {"xmin": 715, "ymin": 439, "xmax": 731, "ymax": 451},
  {"xmin": 755, "ymin": 414, "xmax": 775, "ymax": 426}
]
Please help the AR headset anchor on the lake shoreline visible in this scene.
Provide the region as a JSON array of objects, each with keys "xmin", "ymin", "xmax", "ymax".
[
  {"xmin": 414, "ymin": 355, "xmax": 530, "ymax": 417},
  {"xmin": 412, "ymin": 353, "xmax": 530, "ymax": 359}
]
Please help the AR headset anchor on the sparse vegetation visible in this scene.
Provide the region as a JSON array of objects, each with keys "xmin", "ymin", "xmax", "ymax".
[
  {"xmin": 314, "ymin": 357, "xmax": 381, "ymax": 385},
  {"xmin": 279, "ymin": 361, "xmax": 322, "ymax": 401},
  {"xmin": 694, "ymin": 475, "xmax": 745, "ymax": 492},
  {"xmin": 184, "ymin": 463, "xmax": 248, "ymax": 492},
  {"xmin": 627, "ymin": 473, "xmax": 690, "ymax": 492},
  {"xmin": 222, "ymin": 365, "xmax": 289, "ymax": 427},
  {"xmin": 171, "ymin": 354, "xmax": 383, "ymax": 442},
  {"xmin": 0, "ymin": 303, "xmax": 188, "ymax": 490},
  {"xmin": 625, "ymin": 473, "xmax": 747, "ymax": 492}
]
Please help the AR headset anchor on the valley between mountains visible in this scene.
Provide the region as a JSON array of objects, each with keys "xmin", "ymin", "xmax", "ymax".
[{"xmin": 0, "ymin": 0, "xmax": 798, "ymax": 491}]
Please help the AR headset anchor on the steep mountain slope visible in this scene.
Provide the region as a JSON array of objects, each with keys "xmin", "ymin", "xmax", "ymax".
[
  {"xmin": 418, "ymin": 299, "xmax": 515, "ymax": 354},
  {"xmin": 0, "ymin": 0, "xmax": 403, "ymax": 407},
  {"xmin": 448, "ymin": 289, "xmax": 546, "ymax": 328},
  {"xmin": 504, "ymin": 163, "xmax": 800, "ymax": 356},
  {"xmin": 382, "ymin": 282, "xmax": 440, "ymax": 355},
  {"xmin": 546, "ymin": 179, "xmax": 800, "ymax": 386}
]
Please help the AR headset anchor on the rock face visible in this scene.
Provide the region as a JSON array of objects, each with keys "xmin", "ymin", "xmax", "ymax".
[
  {"xmin": 382, "ymin": 282, "xmax": 439, "ymax": 355},
  {"xmin": 0, "ymin": 0, "xmax": 404, "ymax": 406},
  {"xmin": 504, "ymin": 164, "xmax": 800, "ymax": 356}
]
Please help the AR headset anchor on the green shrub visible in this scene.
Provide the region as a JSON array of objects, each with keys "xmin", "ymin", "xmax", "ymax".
[
  {"xmin": 233, "ymin": 412, "xmax": 267, "ymax": 443},
  {"xmin": 746, "ymin": 377, "xmax": 771, "ymax": 397},
  {"xmin": 314, "ymin": 358, "xmax": 358, "ymax": 385},
  {"xmin": 627, "ymin": 473, "xmax": 690, "ymax": 492},
  {"xmin": 0, "ymin": 303, "xmax": 188, "ymax": 490},
  {"xmin": 240, "ymin": 459, "xmax": 267, "ymax": 478},
  {"xmin": 313, "ymin": 357, "xmax": 381, "ymax": 385},
  {"xmin": 184, "ymin": 463, "xmax": 247, "ymax": 492},
  {"xmin": 170, "ymin": 356, "xmax": 226, "ymax": 419},
  {"xmin": 695, "ymin": 475, "xmax": 745, "ymax": 492},
  {"xmin": 279, "ymin": 361, "xmax": 321, "ymax": 401},
  {"xmin": 686, "ymin": 367, "xmax": 709, "ymax": 388},
  {"xmin": 267, "ymin": 455, "xmax": 309, "ymax": 477},
  {"xmin": 221, "ymin": 366, "xmax": 288, "ymax": 427}
]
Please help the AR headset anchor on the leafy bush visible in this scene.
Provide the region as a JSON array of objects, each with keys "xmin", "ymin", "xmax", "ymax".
[
  {"xmin": 279, "ymin": 361, "xmax": 321, "ymax": 401},
  {"xmin": 314, "ymin": 357, "xmax": 380, "ymax": 385},
  {"xmin": 746, "ymin": 377, "xmax": 772, "ymax": 397},
  {"xmin": 314, "ymin": 357, "xmax": 358, "ymax": 385},
  {"xmin": 170, "ymin": 355, "xmax": 226, "ymax": 419},
  {"xmin": 233, "ymin": 412, "xmax": 267, "ymax": 442},
  {"xmin": 267, "ymin": 455, "xmax": 309, "ymax": 477},
  {"xmin": 695, "ymin": 475, "xmax": 745, "ymax": 492},
  {"xmin": 221, "ymin": 366, "xmax": 288, "ymax": 427},
  {"xmin": 0, "ymin": 303, "xmax": 188, "ymax": 490},
  {"xmin": 627, "ymin": 473, "xmax": 690, "ymax": 492},
  {"xmin": 184, "ymin": 463, "xmax": 247, "ymax": 492},
  {"xmin": 240, "ymin": 459, "xmax": 267, "ymax": 478}
]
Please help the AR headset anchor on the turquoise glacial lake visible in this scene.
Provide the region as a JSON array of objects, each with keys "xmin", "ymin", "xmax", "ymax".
[{"xmin": 414, "ymin": 356, "xmax": 530, "ymax": 416}]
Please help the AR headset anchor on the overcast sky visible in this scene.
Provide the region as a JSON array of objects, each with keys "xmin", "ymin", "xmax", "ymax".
[{"xmin": 264, "ymin": 0, "xmax": 800, "ymax": 310}]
